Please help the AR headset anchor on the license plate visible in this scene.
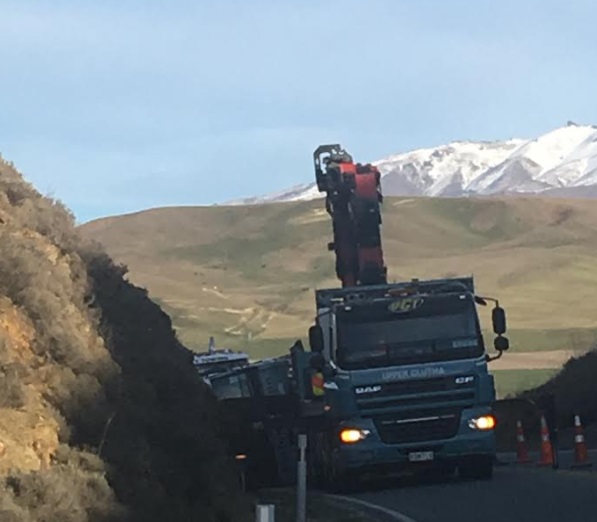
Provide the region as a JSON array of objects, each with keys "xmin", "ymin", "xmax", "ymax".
[{"xmin": 408, "ymin": 451, "xmax": 434, "ymax": 462}]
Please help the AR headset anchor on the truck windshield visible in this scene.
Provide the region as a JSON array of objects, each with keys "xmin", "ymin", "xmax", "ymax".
[{"xmin": 336, "ymin": 294, "xmax": 484, "ymax": 369}]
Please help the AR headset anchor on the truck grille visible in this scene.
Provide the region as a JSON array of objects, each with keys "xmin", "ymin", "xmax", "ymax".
[
  {"xmin": 374, "ymin": 410, "xmax": 461, "ymax": 444},
  {"xmin": 355, "ymin": 376, "xmax": 476, "ymax": 417}
]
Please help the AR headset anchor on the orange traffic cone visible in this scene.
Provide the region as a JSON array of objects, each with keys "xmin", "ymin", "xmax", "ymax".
[
  {"xmin": 537, "ymin": 415, "xmax": 554, "ymax": 467},
  {"xmin": 516, "ymin": 420, "xmax": 532, "ymax": 464},
  {"xmin": 572, "ymin": 414, "xmax": 592, "ymax": 468}
]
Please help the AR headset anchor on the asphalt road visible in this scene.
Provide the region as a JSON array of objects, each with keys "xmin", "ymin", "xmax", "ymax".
[{"xmin": 344, "ymin": 456, "xmax": 597, "ymax": 522}]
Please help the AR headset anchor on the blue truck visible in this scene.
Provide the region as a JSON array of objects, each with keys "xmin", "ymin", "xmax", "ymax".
[
  {"xmin": 300, "ymin": 277, "xmax": 509, "ymax": 488},
  {"xmin": 207, "ymin": 144, "xmax": 510, "ymax": 489}
]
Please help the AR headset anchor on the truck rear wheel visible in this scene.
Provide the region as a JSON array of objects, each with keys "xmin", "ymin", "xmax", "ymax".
[
  {"xmin": 321, "ymin": 449, "xmax": 356, "ymax": 493},
  {"xmin": 325, "ymin": 465, "xmax": 355, "ymax": 493},
  {"xmin": 307, "ymin": 434, "xmax": 326, "ymax": 489},
  {"xmin": 459, "ymin": 456, "xmax": 493, "ymax": 480}
]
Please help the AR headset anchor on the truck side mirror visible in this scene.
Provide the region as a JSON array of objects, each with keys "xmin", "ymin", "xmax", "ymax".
[
  {"xmin": 494, "ymin": 335, "xmax": 510, "ymax": 352},
  {"xmin": 492, "ymin": 305, "xmax": 506, "ymax": 335},
  {"xmin": 309, "ymin": 353, "xmax": 326, "ymax": 371},
  {"xmin": 309, "ymin": 325, "xmax": 324, "ymax": 353}
]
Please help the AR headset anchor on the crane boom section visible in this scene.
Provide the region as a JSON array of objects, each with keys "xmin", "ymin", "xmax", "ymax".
[{"xmin": 313, "ymin": 144, "xmax": 387, "ymax": 287}]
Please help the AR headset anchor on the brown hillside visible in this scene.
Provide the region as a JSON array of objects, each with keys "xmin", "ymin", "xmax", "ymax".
[
  {"xmin": 80, "ymin": 197, "xmax": 597, "ymax": 359},
  {"xmin": 0, "ymin": 156, "xmax": 248, "ymax": 521}
]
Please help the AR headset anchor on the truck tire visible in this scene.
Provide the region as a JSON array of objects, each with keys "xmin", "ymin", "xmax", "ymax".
[
  {"xmin": 325, "ymin": 467, "xmax": 355, "ymax": 494},
  {"xmin": 322, "ymin": 451, "xmax": 357, "ymax": 493},
  {"xmin": 307, "ymin": 434, "xmax": 326, "ymax": 489},
  {"xmin": 459, "ymin": 456, "xmax": 493, "ymax": 480},
  {"xmin": 425, "ymin": 462, "xmax": 456, "ymax": 482}
]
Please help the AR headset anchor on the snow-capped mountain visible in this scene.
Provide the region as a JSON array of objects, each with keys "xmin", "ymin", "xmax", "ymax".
[{"xmin": 230, "ymin": 122, "xmax": 597, "ymax": 204}]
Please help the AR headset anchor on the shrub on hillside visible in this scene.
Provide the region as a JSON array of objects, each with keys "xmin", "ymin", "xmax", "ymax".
[
  {"xmin": 3, "ymin": 461, "xmax": 126, "ymax": 522},
  {"xmin": 0, "ymin": 156, "xmax": 250, "ymax": 521},
  {"xmin": 0, "ymin": 230, "xmax": 118, "ymax": 443},
  {"xmin": 524, "ymin": 347, "xmax": 597, "ymax": 427},
  {"xmin": 0, "ymin": 167, "xmax": 76, "ymax": 252},
  {"xmin": 82, "ymin": 248, "xmax": 249, "ymax": 522},
  {"xmin": 0, "ymin": 338, "xmax": 27, "ymax": 409},
  {"xmin": 0, "ymin": 368, "xmax": 27, "ymax": 409},
  {"xmin": 0, "ymin": 447, "xmax": 126, "ymax": 522}
]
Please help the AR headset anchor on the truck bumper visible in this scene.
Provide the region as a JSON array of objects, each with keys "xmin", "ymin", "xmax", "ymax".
[{"xmin": 335, "ymin": 409, "xmax": 496, "ymax": 475}]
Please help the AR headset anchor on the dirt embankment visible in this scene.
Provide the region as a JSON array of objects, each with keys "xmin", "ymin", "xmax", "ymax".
[{"xmin": 0, "ymin": 156, "xmax": 249, "ymax": 521}]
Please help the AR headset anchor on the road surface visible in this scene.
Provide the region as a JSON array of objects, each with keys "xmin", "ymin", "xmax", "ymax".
[{"xmin": 341, "ymin": 457, "xmax": 596, "ymax": 522}]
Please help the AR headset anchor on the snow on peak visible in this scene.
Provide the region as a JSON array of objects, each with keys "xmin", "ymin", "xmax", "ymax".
[
  {"xmin": 228, "ymin": 123, "xmax": 597, "ymax": 204},
  {"xmin": 514, "ymin": 124, "xmax": 595, "ymax": 172},
  {"xmin": 374, "ymin": 139, "xmax": 525, "ymax": 197}
]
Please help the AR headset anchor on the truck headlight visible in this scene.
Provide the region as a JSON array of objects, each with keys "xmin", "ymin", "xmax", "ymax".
[
  {"xmin": 339, "ymin": 428, "xmax": 370, "ymax": 444},
  {"xmin": 468, "ymin": 415, "xmax": 496, "ymax": 431}
]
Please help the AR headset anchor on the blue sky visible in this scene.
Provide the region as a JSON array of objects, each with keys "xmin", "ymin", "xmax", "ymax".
[{"xmin": 1, "ymin": 0, "xmax": 596, "ymax": 223}]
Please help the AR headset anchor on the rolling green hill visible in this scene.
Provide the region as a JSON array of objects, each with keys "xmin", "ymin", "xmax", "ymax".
[{"xmin": 79, "ymin": 196, "xmax": 597, "ymax": 360}]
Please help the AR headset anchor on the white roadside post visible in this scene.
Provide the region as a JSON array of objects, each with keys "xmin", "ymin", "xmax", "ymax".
[
  {"xmin": 296, "ymin": 433, "xmax": 308, "ymax": 522},
  {"xmin": 235, "ymin": 454, "xmax": 247, "ymax": 492},
  {"xmin": 255, "ymin": 504, "xmax": 275, "ymax": 522}
]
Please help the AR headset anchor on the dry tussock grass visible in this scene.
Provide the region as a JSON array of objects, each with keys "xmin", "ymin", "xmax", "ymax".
[{"xmin": 0, "ymin": 156, "xmax": 249, "ymax": 521}]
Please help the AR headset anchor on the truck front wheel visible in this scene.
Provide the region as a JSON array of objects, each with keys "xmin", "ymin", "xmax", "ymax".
[
  {"xmin": 320, "ymin": 448, "xmax": 356, "ymax": 493},
  {"xmin": 324, "ymin": 459, "xmax": 355, "ymax": 493},
  {"xmin": 459, "ymin": 456, "xmax": 493, "ymax": 480}
]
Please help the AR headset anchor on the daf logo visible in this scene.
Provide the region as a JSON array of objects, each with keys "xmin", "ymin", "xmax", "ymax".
[
  {"xmin": 354, "ymin": 385, "xmax": 382, "ymax": 395},
  {"xmin": 455, "ymin": 376, "xmax": 475, "ymax": 385}
]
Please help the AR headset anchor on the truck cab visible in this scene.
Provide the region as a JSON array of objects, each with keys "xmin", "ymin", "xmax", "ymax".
[{"xmin": 305, "ymin": 276, "xmax": 508, "ymax": 486}]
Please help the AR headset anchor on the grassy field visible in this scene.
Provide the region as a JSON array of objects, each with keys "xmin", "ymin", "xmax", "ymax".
[{"xmin": 80, "ymin": 196, "xmax": 597, "ymax": 362}]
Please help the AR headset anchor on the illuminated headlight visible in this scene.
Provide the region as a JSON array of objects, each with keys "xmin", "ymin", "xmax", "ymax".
[
  {"xmin": 468, "ymin": 415, "xmax": 496, "ymax": 431},
  {"xmin": 339, "ymin": 428, "xmax": 370, "ymax": 444}
]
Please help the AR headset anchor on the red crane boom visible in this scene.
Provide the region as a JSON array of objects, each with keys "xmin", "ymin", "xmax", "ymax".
[{"xmin": 313, "ymin": 144, "xmax": 387, "ymax": 287}]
